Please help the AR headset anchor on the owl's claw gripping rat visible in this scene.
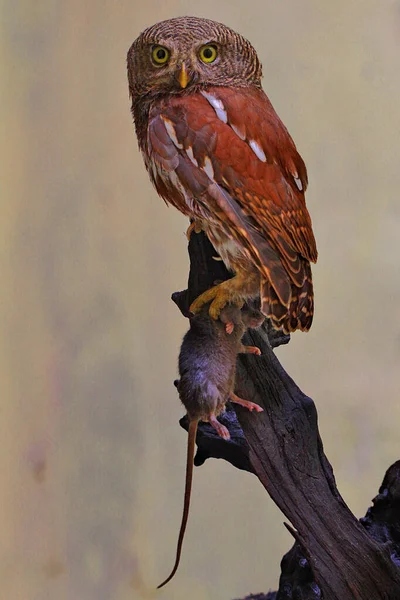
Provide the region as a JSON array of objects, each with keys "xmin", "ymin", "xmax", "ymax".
[{"xmin": 189, "ymin": 272, "xmax": 259, "ymax": 321}]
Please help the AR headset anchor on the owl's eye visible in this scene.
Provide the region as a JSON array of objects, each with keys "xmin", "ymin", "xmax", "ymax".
[
  {"xmin": 199, "ymin": 44, "xmax": 218, "ymax": 64},
  {"xmin": 151, "ymin": 45, "xmax": 170, "ymax": 65}
]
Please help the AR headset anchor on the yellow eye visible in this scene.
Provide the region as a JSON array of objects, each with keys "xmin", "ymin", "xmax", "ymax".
[
  {"xmin": 199, "ymin": 44, "xmax": 218, "ymax": 64},
  {"xmin": 152, "ymin": 45, "xmax": 170, "ymax": 65}
]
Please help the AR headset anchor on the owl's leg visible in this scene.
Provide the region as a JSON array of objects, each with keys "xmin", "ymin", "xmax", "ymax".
[
  {"xmin": 229, "ymin": 392, "xmax": 263, "ymax": 412},
  {"xmin": 189, "ymin": 272, "xmax": 259, "ymax": 320}
]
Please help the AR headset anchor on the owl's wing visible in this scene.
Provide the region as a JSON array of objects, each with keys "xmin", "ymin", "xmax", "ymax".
[{"xmin": 147, "ymin": 86, "xmax": 317, "ymax": 308}]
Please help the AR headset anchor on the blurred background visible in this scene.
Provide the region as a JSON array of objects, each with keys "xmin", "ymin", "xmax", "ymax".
[{"xmin": 1, "ymin": 1, "xmax": 400, "ymax": 599}]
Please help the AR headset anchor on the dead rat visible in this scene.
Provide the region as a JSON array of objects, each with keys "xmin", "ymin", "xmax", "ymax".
[{"xmin": 157, "ymin": 304, "xmax": 264, "ymax": 589}]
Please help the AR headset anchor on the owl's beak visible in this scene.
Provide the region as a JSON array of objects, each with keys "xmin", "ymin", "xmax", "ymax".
[{"xmin": 177, "ymin": 63, "xmax": 190, "ymax": 89}]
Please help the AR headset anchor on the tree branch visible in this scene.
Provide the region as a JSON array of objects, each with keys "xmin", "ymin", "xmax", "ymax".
[{"xmin": 173, "ymin": 231, "xmax": 400, "ymax": 600}]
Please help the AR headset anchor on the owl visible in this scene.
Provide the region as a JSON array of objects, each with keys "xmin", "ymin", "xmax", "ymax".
[{"xmin": 127, "ymin": 17, "xmax": 318, "ymax": 333}]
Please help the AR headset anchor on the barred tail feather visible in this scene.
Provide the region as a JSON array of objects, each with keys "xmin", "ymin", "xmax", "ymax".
[
  {"xmin": 261, "ymin": 281, "xmax": 288, "ymax": 328},
  {"xmin": 261, "ymin": 259, "xmax": 314, "ymax": 333},
  {"xmin": 293, "ymin": 260, "xmax": 314, "ymax": 332}
]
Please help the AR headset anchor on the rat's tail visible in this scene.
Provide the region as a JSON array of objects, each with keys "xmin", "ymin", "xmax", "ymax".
[{"xmin": 157, "ymin": 419, "xmax": 198, "ymax": 589}]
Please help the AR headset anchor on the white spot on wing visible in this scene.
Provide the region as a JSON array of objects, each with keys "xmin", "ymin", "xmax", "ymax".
[
  {"xmin": 186, "ymin": 146, "xmax": 198, "ymax": 167},
  {"xmin": 160, "ymin": 115, "xmax": 183, "ymax": 149},
  {"xmin": 249, "ymin": 139, "xmax": 267, "ymax": 162},
  {"xmin": 201, "ymin": 91, "xmax": 228, "ymax": 123},
  {"xmin": 203, "ymin": 156, "xmax": 214, "ymax": 180},
  {"xmin": 169, "ymin": 170, "xmax": 189, "ymax": 200},
  {"xmin": 231, "ymin": 123, "xmax": 246, "ymax": 141},
  {"xmin": 293, "ymin": 173, "xmax": 303, "ymax": 191}
]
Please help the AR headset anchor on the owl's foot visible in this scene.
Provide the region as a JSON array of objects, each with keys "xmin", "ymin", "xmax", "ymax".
[
  {"xmin": 190, "ymin": 281, "xmax": 244, "ymax": 320},
  {"xmin": 190, "ymin": 273, "xmax": 259, "ymax": 320},
  {"xmin": 229, "ymin": 392, "xmax": 263, "ymax": 412},
  {"xmin": 186, "ymin": 220, "xmax": 203, "ymax": 240}
]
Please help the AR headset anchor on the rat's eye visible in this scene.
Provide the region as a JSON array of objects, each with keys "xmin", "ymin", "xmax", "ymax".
[
  {"xmin": 199, "ymin": 44, "xmax": 218, "ymax": 64},
  {"xmin": 151, "ymin": 45, "xmax": 170, "ymax": 65}
]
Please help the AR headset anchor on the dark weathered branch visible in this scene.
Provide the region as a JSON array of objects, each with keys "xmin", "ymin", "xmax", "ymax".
[
  {"xmin": 173, "ymin": 231, "xmax": 400, "ymax": 600},
  {"xmin": 233, "ymin": 461, "xmax": 400, "ymax": 600}
]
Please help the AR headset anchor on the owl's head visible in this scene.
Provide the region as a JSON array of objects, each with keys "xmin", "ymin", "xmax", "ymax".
[{"xmin": 127, "ymin": 17, "xmax": 262, "ymax": 101}]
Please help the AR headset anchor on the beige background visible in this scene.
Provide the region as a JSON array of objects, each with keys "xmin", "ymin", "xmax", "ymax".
[{"xmin": 1, "ymin": 1, "xmax": 400, "ymax": 599}]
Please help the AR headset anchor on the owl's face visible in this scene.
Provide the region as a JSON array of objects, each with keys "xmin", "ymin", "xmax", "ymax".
[{"xmin": 127, "ymin": 17, "xmax": 262, "ymax": 101}]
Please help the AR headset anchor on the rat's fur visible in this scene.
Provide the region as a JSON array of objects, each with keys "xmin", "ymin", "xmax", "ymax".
[
  {"xmin": 158, "ymin": 304, "xmax": 263, "ymax": 589},
  {"xmin": 177, "ymin": 304, "xmax": 264, "ymax": 424}
]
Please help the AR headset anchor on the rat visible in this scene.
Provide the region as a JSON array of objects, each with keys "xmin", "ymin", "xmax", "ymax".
[{"xmin": 157, "ymin": 304, "xmax": 264, "ymax": 589}]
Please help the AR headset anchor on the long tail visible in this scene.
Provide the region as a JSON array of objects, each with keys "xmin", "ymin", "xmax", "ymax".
[
  {"xmin": 261, "ymin": 259, "xmax": 314, "ymax": 333},
  {"xmin": 157, "ymin": 419, "xmax": 198, "ymax": 589}
]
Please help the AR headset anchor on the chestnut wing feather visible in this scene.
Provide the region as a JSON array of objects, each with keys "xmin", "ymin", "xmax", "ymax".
[{"xmin": 147, "ymin": 88, "xmax": 317, "ymax": 305}]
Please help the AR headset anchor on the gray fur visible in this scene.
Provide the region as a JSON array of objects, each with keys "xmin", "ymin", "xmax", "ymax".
[{"xmin": 176, "ymin": 305, "xmax": 263, "ymax": 422}]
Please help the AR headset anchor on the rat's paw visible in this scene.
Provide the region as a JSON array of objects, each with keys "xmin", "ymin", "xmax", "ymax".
[
  {"xmin": 225, "ymin": 321, "xmax": 234, "ymax": 335},
  {"xmin": 209, "ymin": 415, "xmax": 231, "ymax": 439},
  {"xmin": 229, "ymin": 392, "xmax": 263, "ymax": 413},
  {"xmin": 244, "ymin": 345, "xmax": 261, "ymax": 356},
  {"xmin": 245, "ymin": 401, "xmax": 264, "ymax": 412}
]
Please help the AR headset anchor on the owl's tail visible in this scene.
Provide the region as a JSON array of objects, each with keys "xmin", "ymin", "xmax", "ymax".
[{"xmin": 261, "ymin": 260, "xmax": 314, "ymax": 333}]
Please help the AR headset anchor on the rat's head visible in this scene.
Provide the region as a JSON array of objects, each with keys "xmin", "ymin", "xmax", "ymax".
[
  {"xmin": 219, "ymin": 304, "xmax": 265, "ymax": 333},
  {"xmin": 241, "ymin": 307, "xmax": 265, "ymax": 330},
  {"xmin": 219, "ymin": 304, "xmax": 244, "ymax": 328}
]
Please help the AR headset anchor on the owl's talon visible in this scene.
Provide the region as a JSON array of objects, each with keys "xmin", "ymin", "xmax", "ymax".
[
  {"xmin": 189, "ymin": 280, "xmax": 245, "ymax": 320},
  {"xmin": 189, "ymin": 288, "xmax": 217, "ymax": 316}
]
